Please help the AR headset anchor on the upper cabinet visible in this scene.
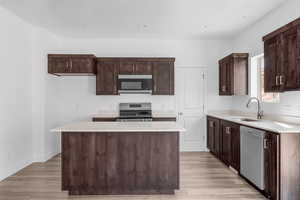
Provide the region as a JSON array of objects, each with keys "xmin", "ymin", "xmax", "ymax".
[
  {"xmin": 96, "ymin": 58, "xmax": 119, "ymax": 95},
  {"xmin": 96, "ymin": 58, "xmax": 175, "ymax": 95},
  {"xmin": 263, "ymin": 17, "xmax": 300, "ymax": 93},
  {"xmin": 119, "ymin": 59, "xmax": 152, "ymax": 75},
  {"xmin": 219, "ymin": 53, "xmax": 249, "ymax": 96},
  {"xmin": 152, "ymin": 59, "xmax": 175, "ymax": 95},
  {"xmin": 48, "ymin": 54, "xmax": 96, "ymax": 76}
]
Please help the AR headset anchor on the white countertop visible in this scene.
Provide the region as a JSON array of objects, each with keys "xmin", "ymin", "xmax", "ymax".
[
  {"xmin": 207, "ymin": 111, "xmax": 300, "ymax": 134},
  {"xmin": 52, "ymin": 121, "xmax": 186, "ymax": 133}
]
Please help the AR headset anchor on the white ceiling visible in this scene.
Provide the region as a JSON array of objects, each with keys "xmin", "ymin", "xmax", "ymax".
[{"xmin": 0, "ymin": 0, "xmax": 287, "ymax": 39}]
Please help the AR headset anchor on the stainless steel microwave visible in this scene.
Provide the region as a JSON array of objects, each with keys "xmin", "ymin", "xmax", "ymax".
[{"xmin": 118, "ymin": 75, "xmax": 152, "ymax": 94}]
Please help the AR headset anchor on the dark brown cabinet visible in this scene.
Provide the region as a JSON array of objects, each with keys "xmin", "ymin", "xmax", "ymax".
[
  {"xmin": 135, "ymin": 62, "xmax": 152, "ymax": 75},
  {"xmin": 282, "ymin": 26, "xmax": 300, "ymax": 91},
  {"xmin": 207, "ymin": 116, "xmax": 300, "ymax": 200},
  {"xmin": 119, "ymin": 61, "xmax": 135, "ymax": 74},
  {"xmin": 119, "ymin": 59, "xmax": 152, "ymax": 75},
  {"xmin": 219, "ymin": 53, "xmax": 249, "ymax": 96},
  {"xmin": 220, "ymin": 120, "xmax": 232, "ymax": 166},
  {"xmin": 92, "ymin": 117, "xmax": 117, "ymax": 122},
  {"xmin": 207, "ymin": 117, "xmax": 221, "ymax": 157},
  {"xmin": 96, "ymin": 59, "xmax": 119, "ymax": 95},
  {"xmin": 263, "ymin": 18, "xmax": 300, "ymax": 93},
  {"xmin": 209, "ymin": 118, "xmax": 240, "ymax": 171},
  {"xmin": 152, "ymin": 117, "xmax": 177, "ymax": 121},
  {"xmin": 49, "ymin": 56, "xmax": 175, "ymax": 95},
  {"xmin": 264, "ymin": 132, "xmax": 279, "ymax": 200},
  {"xmin": 264, "ymin": 36, "xmax": 284, "ymax": 92},
  {"xmin": 229, "ymin": 122, "xmax": 240, "ymax": 171},
  {"xmin": 152, "ymin": 59, "xmax": 175, "ymax": 95},
  {"xmin": 48, "ymin": 54, "xmax": 95, "ymax": 75}
]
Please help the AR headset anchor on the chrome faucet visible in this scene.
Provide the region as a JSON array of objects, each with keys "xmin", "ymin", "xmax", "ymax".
[{"xmin": 246, "ymin": 97, "xmax": 264, "ymax": 120}]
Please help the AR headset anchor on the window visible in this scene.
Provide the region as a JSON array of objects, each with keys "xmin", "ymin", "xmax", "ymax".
[{"xmin": 250, "ymin": 54, "xmax": 279, "ymax": 103}]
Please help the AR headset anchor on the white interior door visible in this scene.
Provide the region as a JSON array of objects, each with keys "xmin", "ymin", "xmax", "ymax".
[{"xmin": 176, "ymin": 67, "xmax": 206, "ymax": 152}]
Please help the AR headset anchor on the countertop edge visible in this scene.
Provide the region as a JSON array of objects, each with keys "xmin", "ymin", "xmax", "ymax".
[
  {"xmin": 207, "ymin": 113, "xmax": 300, "ymax": 134},
  {"xmin": 52, "ymin": 129, "xmax": 186, "ymax": 133}
]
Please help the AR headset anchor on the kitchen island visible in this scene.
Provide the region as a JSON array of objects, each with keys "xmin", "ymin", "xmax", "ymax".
[{"xmin": 52, "ymin": 121, "xmax": 185, "ymax": 195}]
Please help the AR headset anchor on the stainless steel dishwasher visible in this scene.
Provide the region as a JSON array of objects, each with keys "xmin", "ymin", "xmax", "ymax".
[{"xmin": 240, "ymin": 126, "xmax": 265, "ymax": 190}]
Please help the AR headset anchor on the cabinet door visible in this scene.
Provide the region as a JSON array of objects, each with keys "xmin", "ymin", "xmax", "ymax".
[
  {"xmin": 221, "ymin": 121, "xmax": 231, "ymax": 166},
  {"xmin": 219, "ymin": 59, "xmax": 232, "ymax": 95},
  {"xmin": 264, "ymin": 132, "xmax": 279, "ymax": 200},
  {"xmin": 207, "ymin": 117, "xmax": 220, "ymax": 157},
  {"xmin": 152, "ymin": 62, "xmax": 174, "ymax": 95},
  {"xmin": 207, "ymin": 118, "xmax": 215, "ymax": 152},
  {"xmin": 283, "ymin": 26, "xmax": 300, "ymax": 90},
  {"xmin": 48, "ymin": 56, "xmax": 70, "ymax": 73},
  {"xmin": 230, "ymin": 123, "xmax": 240, "ymax": 171},
  {"xmin": 96, "ymin": 61, "xmax": 119, "ymax": 95},
  {"xmin": 119, "ymin": 61, "xmax": 135, "ymax": 74},
  {"xmin": 219, "ymin": 60, "xmax": 227, "ymax": 95},
  {"xmin": 264, "ymin": 37, "xmax": 281, "ymax": 92},
  {"xmin": 135, "ymin": 62, "xmax": 152, "ymax": 75},
  {"xmin": 70, "ymin": 57, "xmax": 95, "ymax": 73}
]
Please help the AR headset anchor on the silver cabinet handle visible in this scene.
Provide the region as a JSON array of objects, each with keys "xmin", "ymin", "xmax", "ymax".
[
  {"xmin": 226, "ymin": 127, "xmax": 231, "ymax": 134},
  {"xmin": 222, "ymin": 85, "xmax": 226, "ymax": 92},
  {"xmin": 209, "ymin": 121, "xmax": 214, "ymax": 128},
  {"xmin": 279, "ymin": 75, "xmax": 284, "ymax": 85},
  {"xmin": 263, "ymin": 138, "xmax": 268, "ymax": 149},
  {"xmin": 276, "ymin": 75, "xmax": 279, "ymax": 86}
]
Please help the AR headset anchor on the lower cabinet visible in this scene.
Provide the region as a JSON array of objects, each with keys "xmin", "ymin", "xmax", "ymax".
[
  {"xmin": 207, "ymin": 117, "xmax": 221, "ymax": 157},
  {"xmin": 220, "ymin": 120, "xmax": 240, "ymax": 171},
  {"xmin": 207, "ymin": 116, "xmax": 300, "ymax": 200}
]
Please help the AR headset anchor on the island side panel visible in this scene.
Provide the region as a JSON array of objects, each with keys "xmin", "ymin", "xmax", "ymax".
[{"xmin": 61, "ymin": 132, "xmax": 179, "ymax": 195}]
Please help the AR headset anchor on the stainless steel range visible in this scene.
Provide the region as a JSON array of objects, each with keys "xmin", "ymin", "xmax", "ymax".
[{"xmin": 117, "ymin": 103, "xmax": 152, "ymax": 122}]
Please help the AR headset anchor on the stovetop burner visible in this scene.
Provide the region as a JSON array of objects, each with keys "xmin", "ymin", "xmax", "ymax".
[{"xmin": 118, "ymin": 103, "xmax": 152, "ymax": 121}]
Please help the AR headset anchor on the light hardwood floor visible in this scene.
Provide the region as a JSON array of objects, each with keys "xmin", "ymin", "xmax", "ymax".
[{"xmin": 0, "ymin": 152, "xmax": 265, "ymax": 200}]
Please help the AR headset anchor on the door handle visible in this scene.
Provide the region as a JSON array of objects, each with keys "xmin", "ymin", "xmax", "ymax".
[{"xmin": 178, "ymin": 112, "xmax": 183, "ymax": 116}]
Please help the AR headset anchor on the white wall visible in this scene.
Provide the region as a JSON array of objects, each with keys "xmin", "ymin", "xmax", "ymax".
[
  {"xmin": 232, "ymin": 0, "xmax": 300, "ymax": 116},
  {"xmin": 0, "ymin": 6, "xmax": 34, "ymax": 181},
  {"xmin": 31, "ymin": 28, "xmax": 61, "ymax": 162}
]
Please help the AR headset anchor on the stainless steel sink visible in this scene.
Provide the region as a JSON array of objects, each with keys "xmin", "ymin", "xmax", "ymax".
[{"xmin": 240, "ymin": 118, "xmax": 259, "ymax": 122}]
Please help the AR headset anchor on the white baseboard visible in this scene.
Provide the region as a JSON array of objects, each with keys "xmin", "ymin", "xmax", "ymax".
[{"xmin": 0, "ymin": 158, "xmax": 32, "ymax": 182}]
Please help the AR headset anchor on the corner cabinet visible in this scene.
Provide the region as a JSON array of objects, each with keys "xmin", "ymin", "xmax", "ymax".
[
  {"xmin": 219, "ymin": 53, "xmax": 249, "ymax": 96},
  {"xmin": 263, "ymin": 17, "xmax": 300, "ymax": 93},
  {"xmin": 48, "ymin": 54, "xmax": 96, "ymax": 76}
]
